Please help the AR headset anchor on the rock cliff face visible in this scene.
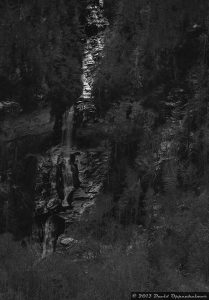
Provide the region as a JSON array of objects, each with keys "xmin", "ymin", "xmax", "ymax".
[
  {"xmin": 0, "ymin": 0, "xmax": 111, "ymax": 255},
  {"xmin": 33, "ymin": 0, "xmax": 111, "ymax": 256},
  {"xmin": 35, "ymin": 147, "xmax": 111, "ymax": 217},
  {"xmin": 34, "ymin": 144, "xmax": 111, "ymax": 254}
]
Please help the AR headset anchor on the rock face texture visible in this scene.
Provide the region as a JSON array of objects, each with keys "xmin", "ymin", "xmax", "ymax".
[
  {"xmin": 34, "ymin": 145, "xmax": 111, "ymax": 256},
  {"xmin": 35, "ymin": 147, "xmax": 110, "ymax": 215},
  {"xmin": 0, "ymin": 0, "xmax": 110, "ymax": 256},
  {"xmin": 75, "ymin": 1, "xmax": 108, "ymax": 127}
]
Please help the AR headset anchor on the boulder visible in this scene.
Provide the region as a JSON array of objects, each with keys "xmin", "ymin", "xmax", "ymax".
[{"xmin": 60, "ymin": 237, "xmax": 78, "ymax": 246}]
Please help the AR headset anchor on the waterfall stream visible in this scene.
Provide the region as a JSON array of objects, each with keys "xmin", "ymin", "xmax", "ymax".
[
  {"xmin": 42, "ymin": 109, "xmax": 75, "ymax": 257},
  {"xmin": 42, "ymin": 216, "xmax": 56, "ymax": 258},
  {"xmin": 42, "ymin": 108, "xmax": 75, "ymax": 258},
  {"xmin": 62, "ymin": 107, "xmax": 74, "ymax": 199},
  {"xmin": 62, "ymin": 106, "xmax": 74, "ymax": 153},
  {"xmin": 42, "ymin": 0, "xmax": 107, "ymax": 258}
]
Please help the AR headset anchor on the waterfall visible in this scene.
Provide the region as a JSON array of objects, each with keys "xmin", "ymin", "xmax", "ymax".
[
  {"xmin": 42, "ymin": 108, "xmax": 74, "ymax": 258},
  {"xmin": 42, "ymin": 216, "xmax": 57, "ymax": 258},
  {"xmin": 62, "ymin": 106, "xmax": 74, "ymax": 153},
  {"xmin": 42, "ymin": 0, "xmax": 108, "ymax": 258},
  {"xmin": 42, "ymin": 215, "xmax": 65, "ymax": 258},
  {"xmin": 77, "ymin": 1, "xmax": 107, "ymax": 118},
  {"xmin": 99, "ymin": 0, "xmax": 104, "ymax": 7},
  {"xmin": 62, "ymin": 106, "xmax": 76, "ymax": 203}
]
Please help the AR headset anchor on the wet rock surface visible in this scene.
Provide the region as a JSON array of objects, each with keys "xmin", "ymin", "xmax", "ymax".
[
  {"xmin": 34, "ymin": 141, "xmax": 111, "ymax": 256},
  {"xmin": 0, "ymin": 0, "xmax": 110, "ymax": 257},
  {"xmin": 75, "ymin": 3, "xmax": 107, "ymax": 126},
  {"xmin": 35, "ymin": 146, "xmax": 110, "ymax": 220}
]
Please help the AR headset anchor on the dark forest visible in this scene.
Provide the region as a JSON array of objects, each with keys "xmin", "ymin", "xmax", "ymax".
[{"xmin": 0, "ymin": 0, "xmax": 209, "ymax": 298}]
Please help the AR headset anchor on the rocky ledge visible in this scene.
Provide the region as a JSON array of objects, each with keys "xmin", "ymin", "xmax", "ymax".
[{"xmin": 34, "ymin": 143, "xmax": 111, "ymax": 256}]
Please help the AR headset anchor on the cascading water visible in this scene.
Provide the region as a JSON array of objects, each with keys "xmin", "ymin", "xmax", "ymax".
[
  {"xmin": 62, "ymin": 106, "xmax": 75, "ymax": 198},
  {"xmin": 42, "ymin": 216, "xmax": 56, "ymax": 258},
  {"xmin": 42, "ymin": 107, "xmax": 75, "ymax": 258},
  {"xmin": 42, "ymin": 0, "xmax": 108, "ymax": 258},
  {"xmin": 99, "ymin": 0, "xmax": 103, "ymax": 7},
  {"xmin": 62, "ymin": 106, "xmax": 74, "ymax": 152},
  {"xmin": 77, "ymin": 0, "xmax": 107, "ymax": 117},
  {"xmin": 42, "ymin": 215, "xmax": 65, "ymax": 258}
]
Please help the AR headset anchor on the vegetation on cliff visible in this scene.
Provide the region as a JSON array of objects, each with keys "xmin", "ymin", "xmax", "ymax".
[{"xmin": 1, "ymin": 0, "xmax": 209, "ymax": 298}]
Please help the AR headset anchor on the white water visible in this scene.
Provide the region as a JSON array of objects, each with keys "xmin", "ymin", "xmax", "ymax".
[
  {"xmin": 42, "ymin": 217, "xmax": 57, "ymax": 258},
  {"xmin": 42, "ymin": 108, "xmax": 74, "ymax": 258},
  {"xmin": 62, "ymin": 106, "xmax": 74, "ymax": 189},
  {"xmin": 77, "ymin": 1, "xmax": 107, "ymax": 116},
  {"xmin": 62, "ymin": 106, "xmax": 74, "ymax": 153},
  {"xmin": 62, "ymin": 106, "xmax": 75, "ymax": 202},
  {"xmin": 42, "ymin": 0, "xmax": 107, "ymax": 258},
  {"xmin": 99, "ymin": 0, "xmax": 104, "ymax": 7}
]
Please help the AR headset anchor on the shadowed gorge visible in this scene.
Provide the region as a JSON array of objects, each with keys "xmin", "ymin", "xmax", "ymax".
[{"xmin": 1, "ymin": 0, "xmax": 209, "ymax": 299}]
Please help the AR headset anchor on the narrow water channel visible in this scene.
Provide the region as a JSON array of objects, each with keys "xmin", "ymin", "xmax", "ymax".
[{"xmin": 41, "ymin": 0, "xmax": 108, "ymax": 258}]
